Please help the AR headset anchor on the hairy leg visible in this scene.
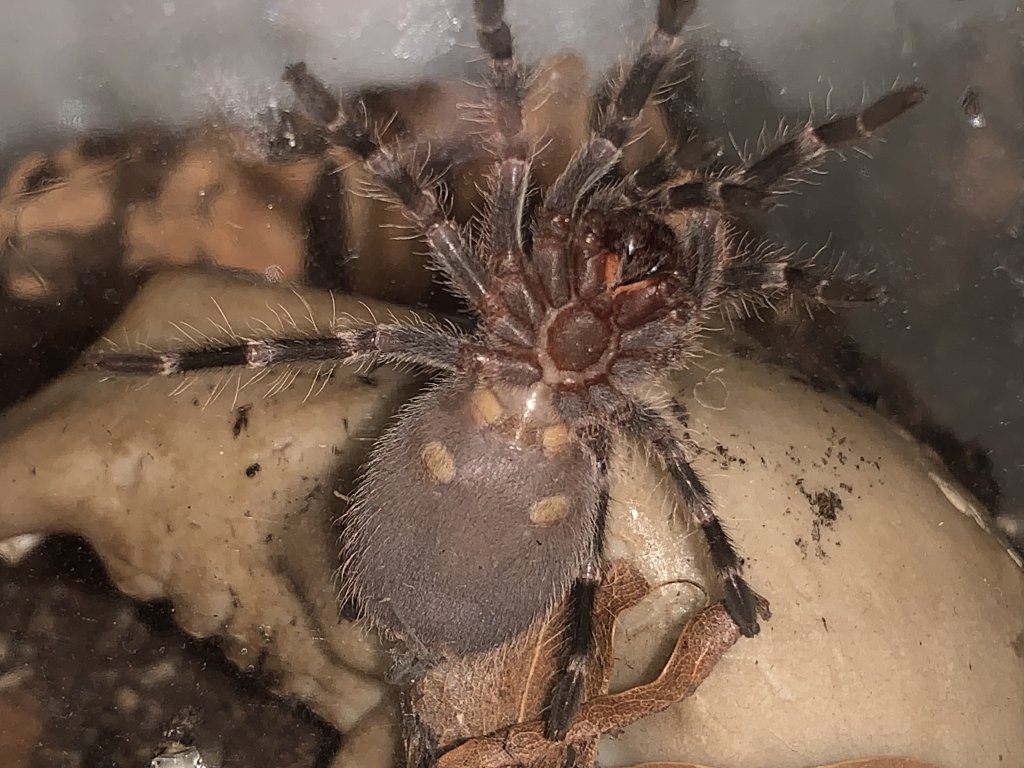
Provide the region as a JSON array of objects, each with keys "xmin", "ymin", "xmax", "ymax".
[
  {"xmin": 544, "ymin": 0, "xmax": 698, "ymax": 213},
  {"xmin": 545, "ymin": 427, "xmax": 611, "ymax": 740},
  {"xmin": 90, "ymin": 322, "xmax": 462, "ymax": 375},
  {"xmin": 666, "ymin": 86, "xmax": 925, "ymax": 215},
  {"xmin": 533, "ymin": 0, "xmax": 698, "ymax": 309},
  {"xmin": 471, "ymin": 0, "xmax": 549, "ymax": 346},
  {"xmin": 284, "ymin": 64, "xmax": 489, "ymax": 308},
  {"xmin": 608, "ymin": 395, "xmax": 759, "ymax": 637}
]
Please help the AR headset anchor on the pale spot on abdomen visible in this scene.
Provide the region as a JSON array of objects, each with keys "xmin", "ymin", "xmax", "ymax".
[
  {"xmin": 541, "ymin": 424, "xmax": 571, "ymax": 456},
  {"xmin": 530, "ymin": 494, "xmax": 570, "ymax": 527},
  {"xmin": 421, "ymin": 440, "xmax": 456, "ymax": 484},
  {"xmin": 469, "ymin": 387, "xmax": 505, "ymax": 427}
]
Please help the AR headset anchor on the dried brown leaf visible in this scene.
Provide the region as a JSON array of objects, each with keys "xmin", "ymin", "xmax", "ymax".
[
  {"xmin": 413, "ymin": 561, "xmax": 746, "ymax": 768},
  {"xmin": 411, "ymin": 560, "xmax": 649, "ymax": 763}
]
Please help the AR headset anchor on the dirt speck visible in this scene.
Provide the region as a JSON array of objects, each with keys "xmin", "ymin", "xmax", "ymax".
[
  {"xmin": 232, "ymin": 404, "xmax": 252, "ymax": 438},
  {"xmin": 709, "ymin": 442, "xmax": 747, "ymax": 469},
  {"xmin": 794, "ymin": 478, "xmax": 845, "ymax": 558},
  {"xmin": 1012, "ymin": 630, "xmax": 1024, "ymax": 659},
  {"xmin": 810, "ymin": 489, "xmax": 843, "ymax": 525}
]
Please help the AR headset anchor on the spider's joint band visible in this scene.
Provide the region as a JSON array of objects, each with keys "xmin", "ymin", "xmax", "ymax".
[
  {"xmin": 244, "ymin": 340, "xmax": 275, "ymax": 368},
  {"xmin": 158, "ymin": 355, "xmax": 181, "ymax": 376}
]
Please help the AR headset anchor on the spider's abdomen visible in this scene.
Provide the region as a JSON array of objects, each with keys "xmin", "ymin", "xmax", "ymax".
[{"xmin": 339, "ymin": 380, "xmax": 599, "ymax": 657}]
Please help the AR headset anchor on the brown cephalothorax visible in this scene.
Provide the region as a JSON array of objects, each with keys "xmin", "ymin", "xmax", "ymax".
[{"xmin": 91, "ymin": 0, "xmax": 923, "ymax": 751}]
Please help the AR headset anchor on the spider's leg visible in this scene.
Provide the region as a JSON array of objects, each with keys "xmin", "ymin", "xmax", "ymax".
[
  {"xmin": 609, "ymin": 395, "xmax": 760, "ymax": 637},
  {"xmin": 90, "ymin": 323, "xmax": 462, "ymax": 375},
  {"xmin": 471, "ymin": 0, "xmax": 548, "ymax": 346},
  {"xmin": 666, "ymin": 85, "xmax": 925, "ymax": 215},
  {"xmin": 542, "ymin": 0, "xmax": 696, "ymax": 215},
  {"xmin": 284, "ymin": 64, "xmax": 488, "ymax": 310},
  {"xmin": 474, "ymin": 0, "xmax": 530, "ymax": 258},
  {"xmin": 401, "ymin": 688, "xmax": 440, "ymax": 768},
  {"xmin": 545, "ymin": 427, "xmax": 611, "ymax": 741},
  {"xmin": 718, "ymin": 233, "xmax": 882, "ymax": 311},
  {"xmin": 626, "ymin": 39, "xmax": 724, "ymax": 200},
  {"xmin": 530, "ymin": 0, "xmax": 696, "ymax": 309}
]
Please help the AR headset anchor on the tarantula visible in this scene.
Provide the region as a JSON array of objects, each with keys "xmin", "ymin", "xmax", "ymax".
[{"xmin": 95, "ymin": 0, "xmax": 922, "ymax": 744}]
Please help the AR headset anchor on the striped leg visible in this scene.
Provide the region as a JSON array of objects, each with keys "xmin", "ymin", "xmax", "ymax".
[
  {"xmin": 667, "ymin": 86, "xmax": 925, "ymax": 214},
  {"xmin": 613, "ymin": 399, "xmax": 759, "ymax": 637},
  {"xmin": 720, "ymin": 235, "xmax": 882, "ymax": 308},
  {"xmin": 542, "ymin": 0, "xmax": 697, "ymax": 214},
  {"xmin": 470, "ymin": 0, "xmax": 548, "ymax": 345},
  {"xmin": 545, "ymin": 428, "xmax": 612, "ymax": 740},
  {"xmin": 90, "ymin": 323, "xmax": 462, "ymax": 376},
  {"xmin": 283, "ymin": 64, "xmax": 488, "ymax": 309}
]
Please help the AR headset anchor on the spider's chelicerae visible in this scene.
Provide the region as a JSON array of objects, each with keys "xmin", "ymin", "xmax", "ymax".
[{"xmin": 95, "ymin": 0, "xmax": 922, "ymax": 744}]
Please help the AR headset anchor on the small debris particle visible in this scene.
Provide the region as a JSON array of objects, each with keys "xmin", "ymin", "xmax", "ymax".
[
  {"xmin": 232, "ymin": 404, "xmax": 252, "ymax": 438},
  {"xmin": 821, "ymin": 616, "xmax": 829, "ymax": 632},
  {"xmin": 711, "ymin": 443, "xmax": 747, "ymax": 468},
  {"xmin": 1012, "ymin": 631, "xmax": 1024, "ymax": 660},
  {"xmin": 794, "ymin": 536, "xmax": 808, "ymax": 558},
  {"xmin": 794, "ymin": 478, "xmax": 845, "ymax": 558},
  {"xmin": 961, "ymin": 85, "xmax": 986, "ymax": 128},
  {"xmin": 810, "ymin": 490, "xmax": 843, "ymax": 524},
  {"xmin": 245, "ymin": 463, "xmax": 261, "ymax": 478}
]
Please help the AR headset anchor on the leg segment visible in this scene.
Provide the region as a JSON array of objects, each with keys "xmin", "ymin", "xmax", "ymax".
[
  {"xmin": 667, "ymin": 85, "xmax": 925, "ymax": 214},
  {"xmin": 545, "ymin": 428, "xmax": 611, "ymax": 741},
  {"xmin": 543, "ymin": 0, "xmax": 697, "ymax": 213},
  {"xmin": 472, "ymin": 0, "xmax": 550, "ymax": 342},
  {"xmin": 284, "ymin": 64, "xmax": 488, "ymax": 309},
  {"xmin": 610, "ymin": 397, "xmax": 759, "ymax": 637},
  {"xmin": 473, "ymin": 0, "xmax": 531, "ymax": 261},
  {"xmin": 721, "ymin": 254, "xmax": 881, "ymax": 306},
  {"xmin": 719, "ymin": 234, "xmax": 881, "ymax": 308},
  {"xmin": 401, "ymin": 688, "xmax": 440, "ymax": 768},
  {"xmin": 90, "ymin": 323, "xmax": 462, "ymax": 375},
  {"xmin": 627, "ymin": 43, "xmax": 724, "ymax": 200}
]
